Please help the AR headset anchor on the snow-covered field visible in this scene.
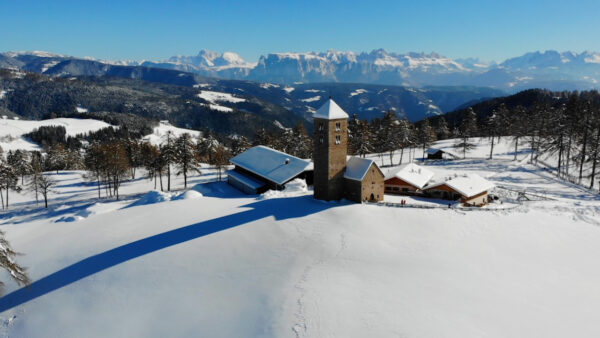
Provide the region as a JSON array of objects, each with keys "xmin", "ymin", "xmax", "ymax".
[
  {"xmin": 142, "ymin": 120, "xmax": 202, "ymax": 146},
  {"xmin": 0, "ymin": 118, "xmax": 201, "ymax": 151},
  {"xmin": 1, "ymin": 139, "xmax": 600, "ymax": 337},
  {"xmin": 0, "ymin": 118, "xmax": 113, "ymax": 152}
]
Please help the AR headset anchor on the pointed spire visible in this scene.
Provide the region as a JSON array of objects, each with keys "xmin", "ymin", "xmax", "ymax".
[{"xmin": 314, "ymin": 98, "xmax": 349, "ymax": 120}]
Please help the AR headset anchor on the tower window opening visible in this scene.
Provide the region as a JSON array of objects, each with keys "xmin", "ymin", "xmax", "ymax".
[
  {"xmin": 319, "ymin": 123, "xmax": 324, "ymax": 131},
  {"xmin": 320, "ymin": 137, "xmax": 324, "ymax": 144},
  {"xmin": 335, "ymin": 122, "xmax": 341, "ymax": 131},
  {"xmin": 335, "ymin": 135, "xmax": 341, "ymax": 144}
]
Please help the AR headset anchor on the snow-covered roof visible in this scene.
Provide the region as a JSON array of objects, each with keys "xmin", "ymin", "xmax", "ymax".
[
  {"xmin": 385, "ymin": 163, "xmax": 434, "ymax": 189},
  {"xmin": 230, "ymin": 146, "xmax": 311, "ymax": 185},
  {"xmin": 424, "ymin": 174, "xmax": 495, "ymax": 198},
  {"xmin": 426, "ymin": 147, "xmax": 443, "ymax": 155},
  {"xmin": 344, "ymin": 157, "xmax": 379, "ymax": 181},
  {"xmin": 313, "ymin": 99, "xmax": 349, "ymax": 120}
]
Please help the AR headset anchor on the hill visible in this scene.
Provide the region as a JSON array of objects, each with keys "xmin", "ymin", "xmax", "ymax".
[{"xmin": 0, "ymin": 141, "xmax": 599, "ymax": 337}]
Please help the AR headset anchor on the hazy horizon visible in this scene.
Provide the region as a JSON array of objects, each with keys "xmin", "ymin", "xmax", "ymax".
[{"xmin": 1, "ymin": 0, "xmax": 599, "ymax": 63}]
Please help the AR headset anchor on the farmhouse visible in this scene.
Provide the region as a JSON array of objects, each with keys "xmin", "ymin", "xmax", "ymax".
[
  {"xmin": 313, "ymin": 99, "xmax": 385, "ymax": 203},
  {"xmin": 423, "ymin": 174, "xmax": 494, "ymax": 206},
  {"xmin": 384, "ymin": 163, "xmax": 434, "ymax": 194},
  {"xmin": 227, "ymin": 146, "xmax": 312, "ymax": 194}
]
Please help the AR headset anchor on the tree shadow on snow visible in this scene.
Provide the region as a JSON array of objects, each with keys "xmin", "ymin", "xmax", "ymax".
[{"xmin": 0, "ymin": 195, "xmax": 341, "ymax": 312}]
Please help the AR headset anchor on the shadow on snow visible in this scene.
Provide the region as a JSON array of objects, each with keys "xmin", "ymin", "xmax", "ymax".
[{"xmin": 0, "ymin": 194, "xmax": 340, "ymax": 312}]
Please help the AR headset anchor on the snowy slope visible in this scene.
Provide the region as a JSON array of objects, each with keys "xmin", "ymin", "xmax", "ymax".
[
  {"xmin": 0, "ymin": 117, "xmax": 113, "ymax": 151},
  {"xmin": 1, "ymin": 142, "xmax": 600, "ymax": 337},
  {"xmin": 142, "ymin": 121, "xmax": 202, "ymax": 146}
]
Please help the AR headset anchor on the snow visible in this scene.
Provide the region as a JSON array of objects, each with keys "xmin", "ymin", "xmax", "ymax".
[
  {"xmin": 142, "ymin": 121, "xmax": 201, "ymax": 146},
  {"xmin": 0, "ymin": 90, "xmax": 7, "ymax": 100},
  {"xmin": 258, "ymin": 178, "xmax": 308, "ymax": 200},
  {"xmin": 41, "ymin": 60, "xmax": 60, "ymax": 73},
  {"xmin": 206, "ymin": 103, "xmax": 233, "ymax": 113},
  {"xmin": 283, "ymin": 86, "xmax": 295, "ymax": 93},
  {"xmin": 300, "ymin": 95, "xmax": 321, "ymax": 103},
  {"xmin": 344, "ymin": 157, "xmax": 376, "ymax": 181},
  {"xmin": 425, "ymin": 173, "xmax": 495, "ymax": 198},
  {"xmin": 349, "ymin": 89, "xmax": 368, "ymax": 97},
  {"xmin": 0, "ymin": 118, "xmax": 113, "ymax": 151},
  {"xmin": 197, "ymin": 90, "xmax": 246, "ymax": 104},
  {"xmin": 259, "ymin": 83, "xmax": 279, "ymax": 89},
  {"xmin": 313, "ymin": 99, "xmax": 349, "ymax": 120},
  {"xmin": 230, "ymin": 146, "xmax": 310, "ymax": 185},
  {"xmin": 385, "ymin": 163, "xmax": 434, "ymax": 189},
  {"xmin": 75, "ymin": 106, "xmax": 88, "ymax": 113},
  {"xmin": 304, "ymin": 89, "xmax": 323, "ymax": 93},
  {"xmin": 2, "ymin": 138, "xmax": 600, "ymax": 337},
  {"xmin": 127, "ymin": 190, "xmax": 172, "ymax": 208},
  {"xmin": 173, "ymin": 190, "xmax": 203, "ymax": 200}
]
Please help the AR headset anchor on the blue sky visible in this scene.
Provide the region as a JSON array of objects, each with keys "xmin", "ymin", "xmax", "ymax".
[{"xmin": 1, "ymin": 0, "xmax": 599, "ymax": 62}]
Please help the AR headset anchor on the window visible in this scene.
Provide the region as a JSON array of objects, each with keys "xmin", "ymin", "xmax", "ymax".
[
  {"xmin": 320, "ymin": 137, "xmax": 324, "ymax": 144},
  {"xmin": 392, "ymin": 187, "xmax": 399, "ymax": 191},
  {"xmin": 335, "ymin": 122, "xmax": 341, "ymax": 131},
  {"xmin": 335, "ymin": 135, "xmax": 341, "ymax": 144},
  {"xmin": 319, "ymin": 123, "xmax": 324, "ymax": 131}
]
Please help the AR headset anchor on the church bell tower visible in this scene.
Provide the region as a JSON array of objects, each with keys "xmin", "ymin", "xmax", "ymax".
[{"xmin": 313, "ymin": 99, "xmax": 349, "ymax": 201}]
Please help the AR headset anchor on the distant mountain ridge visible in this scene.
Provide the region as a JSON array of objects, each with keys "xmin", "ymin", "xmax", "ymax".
[{"xmin": 2, "ymin": 49, "xmax": 600, "ymax": 91}]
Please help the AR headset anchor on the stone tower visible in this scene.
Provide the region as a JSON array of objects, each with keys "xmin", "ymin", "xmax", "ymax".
[{"xmin": 313, "ymin": 99, "xmax": 349, "ymax": 201}]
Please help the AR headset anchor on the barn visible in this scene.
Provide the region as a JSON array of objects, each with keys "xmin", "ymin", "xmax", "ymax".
[
  {"xmin": 227, "ymin": 146, "xmax": 312, "ymax": 194},
  {"xmin": 384, "ymin": 163, "xmax": 434, "ymax": 194},
  {"xmin": 423, "ymin": 174, "xmax": 495, "ymax": 206},
  {"xmin": 343, "ymin": 157, "xmax": 385, "ymax": 203},
  {"xmin": 426, "ymin": 148, "xmax": 455, "ymax": 160}
]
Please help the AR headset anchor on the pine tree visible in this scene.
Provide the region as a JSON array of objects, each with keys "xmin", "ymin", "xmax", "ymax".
[
  {"xmin": 417, "ymin": 119, "xmax": 436, "ymax": 160},
  {"xmin": 174, "ymin": 133, "xmax": 199, "ymax": 189},
  {"xmin": 0, "ymin": 230, "xmax": 30, "ymax": 295},
  {"xmin": 396, "ymin": 118, "xmax": 413, "ymax": 165},
  {"xmin": 7, "ymin": 150, "xmax": 31, "ymax": 185},
  {"xmin": 229, "ymin": 136, "xmax": 251, "ymax": 157},
  {"xmin": 454, "ymin": 107, "xmax": 478, "ymax": 159},
  {"xmin": 160, "ymin": 131, "xmax": 176, "ymax": 192},
  {"xmin": 0, "ymin": 162, "xmax": 20, "ymax": 210},
  {"xmin": 435, "ymin": 116, "xmax": 451, "ymax": 140}
]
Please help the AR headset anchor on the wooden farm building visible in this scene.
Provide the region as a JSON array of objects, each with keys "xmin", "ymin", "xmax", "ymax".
[
  {"xmin": 423, "ymin": 174, "xmax": 494, "ymax": 206},
  {"xmin": 426, "ymin": 147, "xmax": 456, "ymax": 160},
  {"xmin": 384, "ymin": 163, "xmax": 434, "ymax": 194},
  {"xmin": 227, "ymin": 146, "xmax": 312, "ymax": 194},
  {"xmin": 313, "ymin": 99, "xmax": 385, "ymax": 203}
]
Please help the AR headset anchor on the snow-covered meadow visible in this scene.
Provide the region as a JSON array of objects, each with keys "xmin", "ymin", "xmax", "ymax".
[
  {"xmin": 0, "ymin": 118, "xmax": 113, "ymax": 152},
  {"xmin": 0, "ymin": 139, "xmax": 600, "ymax": 337}
]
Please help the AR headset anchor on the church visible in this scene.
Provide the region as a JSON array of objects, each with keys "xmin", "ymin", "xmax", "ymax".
[
  {"xmin": 312, "ymin": 99, "xmax": 384, "ymax": 203},
  {"xmin": 226, "ymin": 98, "xmax": 384, "ymax": 203}
]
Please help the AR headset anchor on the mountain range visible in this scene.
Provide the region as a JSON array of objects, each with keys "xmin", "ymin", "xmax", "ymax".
[{"xmin": 2, "ymin": 49, "xmax": 600, "ymax": 91}]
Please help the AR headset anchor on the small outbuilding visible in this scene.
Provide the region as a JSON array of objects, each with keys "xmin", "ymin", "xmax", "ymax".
[
  {"xmin": 228, "ymin": 146, "xmax": 312, "ymax": 194},
  {"xmin": 343, "ymin": 157, "xmax": 385, "ymax": 203},
  {"xmin": 384, "ymin": 163, "xmax": 434, "ymax": 194},
  {"xmin": 426, "ymin": 147, "xmax": 456, "ymax": 160},
  {"xmin": 423, "ymin": 174, "xmax": 494, "ymax": 206}
]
